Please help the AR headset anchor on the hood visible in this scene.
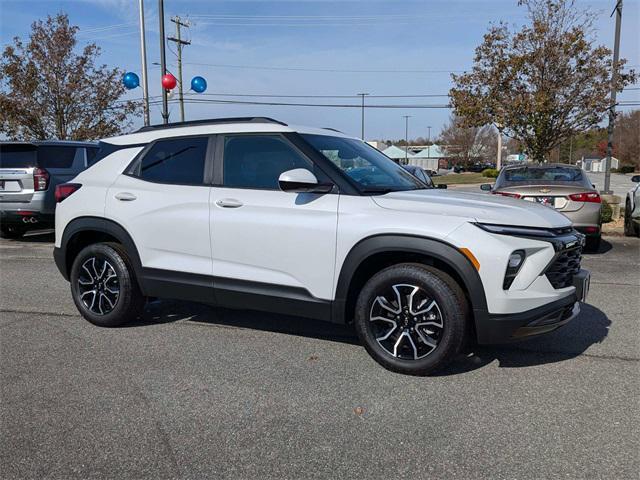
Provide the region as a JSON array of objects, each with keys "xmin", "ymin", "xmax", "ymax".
[{"xmin": 372, "ymin": 189, "xmax": 572, "ymax": 228}]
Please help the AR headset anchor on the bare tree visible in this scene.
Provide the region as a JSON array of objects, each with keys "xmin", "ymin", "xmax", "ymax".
[
  {"xmin": 615, "ymin": 110, "xmax": 640, "ymax": 170},
  {"xmin": 439, "ymin": 115, "xmax": 482, "ymax": 167},
  {"xmin": 449, "ymin": 0, "xmax": 636, "ymax": 162},
  {"xmin": 0, "ymin": 13, "xmax": 140, "ymax": 140}
]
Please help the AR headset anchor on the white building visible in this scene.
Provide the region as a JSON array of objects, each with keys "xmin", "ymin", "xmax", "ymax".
[{"xmin": 580, "ymin": 156, "xmax": 619, "ymax": 172}]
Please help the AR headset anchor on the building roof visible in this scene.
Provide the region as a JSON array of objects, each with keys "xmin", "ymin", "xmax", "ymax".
[
  {"xmin": 383, "ymin": 145, "xmax": 414, "ymax": 159},
  {"xmin": 413, "ymin": 144, "xmax": 445, "ymax": 158}
]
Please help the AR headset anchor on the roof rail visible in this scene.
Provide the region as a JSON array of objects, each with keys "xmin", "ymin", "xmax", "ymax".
[
  {"xmin": 323, "ymin": 127, "xmax": 343, "ymax": 133},
  {"xmin": 135, "ymin": 117, "xmax": 287, "ymax": 133}
]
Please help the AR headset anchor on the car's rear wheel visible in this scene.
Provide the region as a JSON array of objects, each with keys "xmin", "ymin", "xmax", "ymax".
[
  {"xmin": 354, "ymin": 263, "xmax": 467, "ymax": 376},
  {"xmin": 624, "ymin": 200, "xmax": 639, "ymax": 237},
  {"xmin": 0, "ymin": 225, "xmax": 26, "ymax": 239},
  {"xmin": 70, "ymin": 242, "xmax": 144, "ymax": 327}
]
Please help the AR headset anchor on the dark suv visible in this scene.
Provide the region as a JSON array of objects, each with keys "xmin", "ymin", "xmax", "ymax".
[{"xmin": 0, "ymin": 141, "xmax": 98, "ymax": 238}]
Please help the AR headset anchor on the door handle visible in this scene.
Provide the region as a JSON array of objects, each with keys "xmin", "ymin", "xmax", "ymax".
[
  {"xmin": 216, "ymin": 198, "xmax": 243, "ymax": 208},
  {"xmin": 115, "ymin": 192, "xmax": 137, "ymax": 202}
]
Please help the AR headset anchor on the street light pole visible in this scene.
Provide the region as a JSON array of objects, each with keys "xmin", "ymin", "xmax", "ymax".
[
  {"xmin": 427, "ymin": 125, "xmax": 432, "ymax": 157},
  {"xmin": 138, "ymin": 0, "xmax": 150, "ymax": 126},
  {"xmin": 603, "ymin": 0, "xmax": 623, "ymax": 195},
  {"xmin": 158, "ymin": 0, "xmax": 169, "ymax": 124},
  {"xmin": 402, "ymin": 115, "xmax": 411, "ymax": 164},
  {"xmin": 496, "ymin": 123, "xmax": 503, "ymax": 170},
  {"xmin": 357, "ymin": 93, "xmax": 369, "ymax": 140}
]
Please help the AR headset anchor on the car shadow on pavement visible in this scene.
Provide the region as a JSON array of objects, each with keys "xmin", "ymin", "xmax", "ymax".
[
  {"xmin": 134, "ymin": 299, "xmax": 360, "ymax": 345},
  {"xmin": 135, "ymin": 299, "xmax": 610, "ymax": 376},
  {"xmin": 437, "ymin": 303, "xmax": 611, "ymax": 375},
  {"xmin": 589, "ymin": 238, "xmax": 613, "ymax": 255}
]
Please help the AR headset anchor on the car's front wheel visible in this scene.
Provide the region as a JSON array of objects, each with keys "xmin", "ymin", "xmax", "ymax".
[
  {"xmin": 354, "ymin": 263, "xmax": 468, "ymax": 376},
  {"xmin": 70, "ymin": 242, "xmax": 144, "ymax": 327}
]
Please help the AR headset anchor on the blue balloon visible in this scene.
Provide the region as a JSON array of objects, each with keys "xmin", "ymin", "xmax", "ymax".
[
  {"xmin": 122, "ymin": 72, "xmax": 140, "ymax": 90},
  {"xmin": 191, "ymin": 76, "xmax": 207, "ymax": 93}
]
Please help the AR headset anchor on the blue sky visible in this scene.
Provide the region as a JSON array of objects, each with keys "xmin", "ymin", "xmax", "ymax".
[{"xmin": 1, "ymin": 0, "xmax": 638, "ymax": 139}]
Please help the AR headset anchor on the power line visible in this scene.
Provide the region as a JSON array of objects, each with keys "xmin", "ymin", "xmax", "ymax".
[
  {"xmin": 148, "ymin": 98, "xmax": 451, "ymax": 108},
  {"xmin": 181, "ymin": 61, "xmax": 463, "ymax": 74}
]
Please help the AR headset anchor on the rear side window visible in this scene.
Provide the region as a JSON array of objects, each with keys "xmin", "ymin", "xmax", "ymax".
[
  {"xmin": 223, "ymin": 135, "xmax": 319, "ymax": 190},
  {"xmin": 86, "ymin": 147, "xmax": 99, "ymax": 165},
  {"xmin": 0, "ymin": 144, "xmax": 37, "ymax": 168},
  {"xmin": 135, "ymin": 137, "xmax": 208, "ymax": 185},
  {"xmin": 37, "ymin": 146, "xmax": 78, "ymax": 169}
]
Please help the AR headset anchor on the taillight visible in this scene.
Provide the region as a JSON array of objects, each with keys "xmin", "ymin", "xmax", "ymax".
[
  {"xmin": 569, "ymin": 191, "xmax": 601, "ymax": 203},
  {"xmin": 55, "ymin": 183, "xmax": 82, "ymax": 203},
  {"xmin": 33, "ymin": 167, "xmax": 49, "ymax": 191},
  {"xmin": 492, "ymin": 191, "xmax": 522, "ymax": 199}
]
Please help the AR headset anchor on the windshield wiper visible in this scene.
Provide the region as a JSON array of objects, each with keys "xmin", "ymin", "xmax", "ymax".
[{"xmin": 360, "ymin": 187, "xmax": 396, "ymax": 194}]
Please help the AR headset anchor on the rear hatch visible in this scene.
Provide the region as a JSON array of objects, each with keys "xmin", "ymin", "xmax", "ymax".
[{"xmin": 0, "ymin": 144, "xmax": 37, "ymax": 203}]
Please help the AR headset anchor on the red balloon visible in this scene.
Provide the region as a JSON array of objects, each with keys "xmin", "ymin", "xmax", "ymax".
[{"xmin": 161, "ymin": 73, "xmax": 177, "ymax": 90}]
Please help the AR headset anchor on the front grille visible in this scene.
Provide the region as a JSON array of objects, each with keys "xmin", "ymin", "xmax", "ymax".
[{"xmin": 545, "ymin": 247, "xmax": 582, "ymax": 289}]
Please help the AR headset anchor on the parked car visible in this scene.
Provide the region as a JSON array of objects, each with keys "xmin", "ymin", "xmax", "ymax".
[
  {"xmin": 624, "ymin": 174, "xmax": 640, "ymax": 237},
  {"xmin": 401, "ymin": 165, "xmax": 446, "ymax": 189},
  {"xmin": 53, "ymin": 117, "xmax": 589, "ymax": 375},
  {"xmin": 0, "ymin": 141, "xmax": 99, "ymax": 238},
  {"xmin": 481, "ymin": 164, "xmax": 602, "ymax": 251}
]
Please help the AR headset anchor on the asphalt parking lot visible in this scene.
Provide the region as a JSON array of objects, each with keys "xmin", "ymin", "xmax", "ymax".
[{"xmin": 1, "ymin": 232, "xmax": 639, "ymax": 479}]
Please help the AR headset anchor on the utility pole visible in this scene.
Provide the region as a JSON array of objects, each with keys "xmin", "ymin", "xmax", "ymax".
[
  {"xmin": 569, "ymin": 136, "xmax": 574, "ymax": 164},
  {"xmin": 168, "ymin": 16, "xmax": 191, "ymax": 122},
  {"xmin": 357, "ymin": 93, "xmax": 369, "ymax": 140},
  {"xmin": 158, "ymin": 0, "xmax": 169, "ymax": 124},
  {"xmin": 604, "ymin": 0, "xmax": 623, "ymax": 195},
  {"xmin": 427, "ymin": 125, "xmax": 432, "ymax": 157},
  {"xmin": 496, "ymin": 123, "xmax": 503, "ymax": 170},
  {"xmin": 402, "ymin": 115, "xmax": 411, "ymax": 164},
  {"xmin": 138, "ymin": 0, "xmax": 150, "ymax": 126}
]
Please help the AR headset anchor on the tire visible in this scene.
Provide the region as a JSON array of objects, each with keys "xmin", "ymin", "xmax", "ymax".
[
  {"xmin": 585, "ymin": 235, "xmax": 601, "ymax": 253},
  {"xmin": 70, "ymin": 242, "xmax": 144, "ymax": 327},
  {"xmin": 624, "ymin": 200, "xmax": 639, "ymax": 237},
  {"xmin": 354, "ymin": 263, "xmax": 468, "ymax": 376},
  {"xmin": 0, "ymin": 225, "xmax": 26, "ymax": 239}
]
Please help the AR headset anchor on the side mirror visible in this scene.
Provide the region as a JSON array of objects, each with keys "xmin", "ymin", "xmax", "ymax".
[
  {"xmin": 631, "ymin": 175, "xmax": 640, "ymax": 183},
  {"xmin": 480, "ymin": 183, "xmax": 493, "ymax": 191},
  {"xmin": 436, "ymin": 184, "xmax": 447, "ymax": 189},
  {"xmin": 278, "ymin": 168, "xmax": 333, "ymax": 194}
]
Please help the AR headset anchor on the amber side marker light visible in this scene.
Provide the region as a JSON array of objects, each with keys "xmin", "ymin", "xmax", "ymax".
[{"xmin": 459, "ymin": 248, "xmax": 480, "ymax": 271}]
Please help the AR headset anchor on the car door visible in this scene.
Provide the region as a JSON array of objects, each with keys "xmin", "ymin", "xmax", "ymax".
[
  {"xmin": 105, "ymin": 135, "xmax": 213, "ymax": 277},
  {"xmin": 210, "ymin": 133, "xmax": 339, "ymax": 311}
]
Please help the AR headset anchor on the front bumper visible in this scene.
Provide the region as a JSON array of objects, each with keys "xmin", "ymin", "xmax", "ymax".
[
  {"xmin": 476, "ymin": 269, "xmax": 589, "ymax": 344},
  {"xmin": 477, "ymin": 295, "xmax": 579, "ymax": 344}
]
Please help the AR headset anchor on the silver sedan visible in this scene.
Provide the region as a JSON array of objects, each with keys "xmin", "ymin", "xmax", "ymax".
[{"xmin": 481, "ymin": 164, "xmax": 602, "ymax": 251}]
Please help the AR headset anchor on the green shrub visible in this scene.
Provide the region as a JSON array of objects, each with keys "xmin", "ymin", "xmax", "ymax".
[
  {"xmin": 482, "ymin": 168, "xmax": 499, "ymax": 178},
  {"xmin": 600, "ymin": 200, "xmax": 613, "ymax": 224},
  {"xmin": 619, "ymin": 165, "xmax": 635, "ymax": 174}
]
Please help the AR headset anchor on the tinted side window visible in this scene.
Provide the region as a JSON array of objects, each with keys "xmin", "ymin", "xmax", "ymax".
[
  {"xmin": 37, "ymin": 146, "xmax": 78, "ymax": 169},
  {"xmin": 137, "ymin": 137, "xmax": 208, "ymax": 185},
  {"xmin": 223, "ymin": 135, "xmax": 319, "ymax": 190},
  {"xmin": 0, "ymin": 144, "xmax": 37, "ymax": 167},
  {"xmin": 86, "ymin": 147, "xmax": 99, "ymax": 166}
]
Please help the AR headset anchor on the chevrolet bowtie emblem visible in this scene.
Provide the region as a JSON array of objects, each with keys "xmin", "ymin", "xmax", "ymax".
[{"xmin": 539, "ymin": 188, "xmax": 551, "ymax": 193}]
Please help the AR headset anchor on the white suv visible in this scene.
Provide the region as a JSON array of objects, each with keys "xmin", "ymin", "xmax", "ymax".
[{"xmin": 53, "ymin": 117, "xmax": 590, "ymax": 375}]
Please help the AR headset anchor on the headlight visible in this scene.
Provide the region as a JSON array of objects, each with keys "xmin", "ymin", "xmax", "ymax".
[{"xmin": 504, "ymin": 250, "xmax": 525, "ymax": 290}]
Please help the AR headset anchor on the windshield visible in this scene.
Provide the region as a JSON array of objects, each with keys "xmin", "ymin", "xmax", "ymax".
[
  {"xmin": 497, "ymin": 166, "xmax": 591, "ymax": 188},
  {"xmin": 301, "ymin": 134, "xmax": 426, "ymax": 193},
  {"xmin": 0, "ymin": 144, "xmax": 37, "ymax": 168}
]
